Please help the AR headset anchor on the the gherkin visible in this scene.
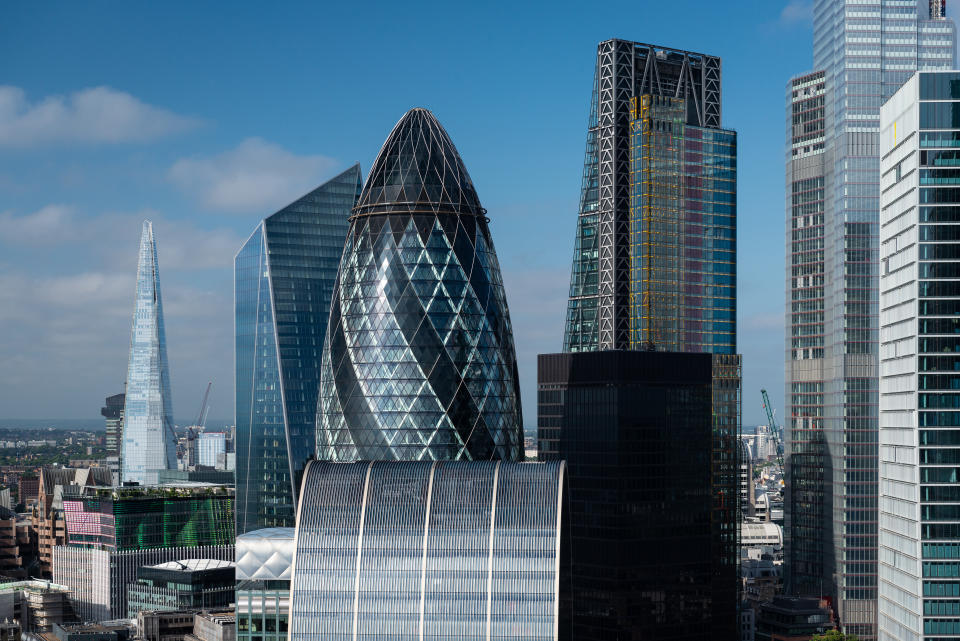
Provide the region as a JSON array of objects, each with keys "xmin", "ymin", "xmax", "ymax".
[{"xmin": 316, "ymin": 108, "xmax": 523, "ymax": 462}]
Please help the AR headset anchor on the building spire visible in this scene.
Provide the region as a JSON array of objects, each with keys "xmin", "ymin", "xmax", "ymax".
[{"xmin": 121, "ymin": 220, "xmax": 176, "ymax": 485}]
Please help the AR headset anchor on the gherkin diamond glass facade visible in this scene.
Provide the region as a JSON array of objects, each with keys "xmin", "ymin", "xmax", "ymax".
[
  {"xmin": 316, "ymin": 108, "xmax": 523, "ymax": 462},
  {"xmin": 235, "ymin": 165, "xmax": 361, "ymax": 534}
]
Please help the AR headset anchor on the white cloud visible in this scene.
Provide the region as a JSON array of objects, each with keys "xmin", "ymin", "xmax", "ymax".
[
  {"xmin": 0, "ymin": 206, "xmax": 244, "ymax": 271},
  {"xmin": 0, "ymin": 267, "xmax": 233, "ymax": 420},
  {"xmin": 168, "ymin": 138, "xmax": 339, "ymax": 213},
  {"xmin": 0, "ymin": 205, "xmax": 76, "ymax": 245},
  {"xmin": 780, "ymin": 0, "xmax": 812, "ymax": 24},
  {"xmin": 0, "ymin": 86, "xmax": 201, "ymax": 147}
]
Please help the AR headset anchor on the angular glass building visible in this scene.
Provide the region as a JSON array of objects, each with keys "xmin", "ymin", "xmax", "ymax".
[
  {"xmin": 122, "ymin": 220, "xmax": 176, "ymax": 486},
  {"xmin": 785, "ymin": 4, "xmax": 956, "ymax": 639},
  {"xmin": 235, "ymin": 165, "xmax": 361, "ymax": 534},
  {"xmin": 316, "ymin": 108, "xmax": 523, "ymax": 462},
  {"xmin": 288, "ymin": 460, "xmax": 568, "ymax": 641}
]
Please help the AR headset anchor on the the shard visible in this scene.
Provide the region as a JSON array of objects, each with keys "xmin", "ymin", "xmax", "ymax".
[
  {"xmin": 121, "ymin": 220, "xmax": 176, "ymax": 485},
  {"xmin": 316, "ymin": 108, "xmax": 523, "ymax": 462}
]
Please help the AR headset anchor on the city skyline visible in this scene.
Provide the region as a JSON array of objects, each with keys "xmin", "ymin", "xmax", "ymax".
[{"xmin": 7, "ymin": 1, "xmax": 960, "ymax": 427}]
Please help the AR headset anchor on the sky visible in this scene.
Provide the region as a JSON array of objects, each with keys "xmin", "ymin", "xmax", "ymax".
[{"xmin": 0, "ymin": 0, "xmax": 938, "ymax": 428}]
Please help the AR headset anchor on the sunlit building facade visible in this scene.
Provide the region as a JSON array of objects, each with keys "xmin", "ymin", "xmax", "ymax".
[
  {"xmin": 288, "ymin": 460, "xmax": 568, "ymax": 641},
  {"xmin": 235, "ymin": 165, "xmax": 361, "ymax": 533},
  {"xmin": 786, "ymin": 4, "xmax": 956, "ymax": 639},
  {"xmin": 316, "ymin": 108, "xmax": 523, "ymax": 462},
  {"xmin": 879, "ymin": 71, "xmax": 960, "ymax": 641},
  {"xmin": 122, "ymin": 220, "xmax": 176, "ymax": 486}
]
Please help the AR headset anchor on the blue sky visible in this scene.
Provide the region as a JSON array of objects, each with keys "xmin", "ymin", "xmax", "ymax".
[{"xmin": 0, "ymin": 0, "xmax": 915, "ymax": 427}]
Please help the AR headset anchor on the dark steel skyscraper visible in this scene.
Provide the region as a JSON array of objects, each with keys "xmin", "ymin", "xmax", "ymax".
[
  {"xmin": 235, "ymin": 166, "xmax": 361, "ymax": 533},
  {"xmin": 315, "ymin": 108, "xmax": 523, "ymax": 462},
  {"xmin": 558, "ymin": 40, "xmax": 740, "ymax": 637},
  {"xmin": 563, "ymin": 40, "xmax": 732, "ymax": 353}
]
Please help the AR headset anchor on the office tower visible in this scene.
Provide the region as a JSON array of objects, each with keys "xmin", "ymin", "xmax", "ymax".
[
  {"xmin": 236, "ymin": 528, "xmax": 293, "ymax": 641},
  {"xmin": 288, "ymin": 460, "xmax": 568, "ymax": 641},
  {"xmin": 197, "ymin": 433, "xmax": 225, "ymax": 469},
  {"xmin": 562, "ymin": 40, "xmax": 734, "ymax": 353},
  {"xmin": 784, "ymin": 69, "xmax": 830, "ymax": 602},
  {"xmin": 53, "ymin": 484, "xmax": 234, "ymax": 621},
  {"xmin": 126, "ymin": 559, "xmax": 236, "ymax": 617},
  {"xmin": 539, "ymin": 350, "xmax": 728, "ymax": 641},
  {"xmin": 235, "ymin": 165, "xmax": 361, "ymax": 533},
  {"xmin": 785, "ymin": 4, "xmax": 956, "ymax": 638},
  {"xmin": 558, "ymin": 39, "xmax": 740, "ymax": 636},
  {"xmin": 122, "ymin": 221, "xmax": 176, "ymax": 486},
  {"xmin": 316, "ymin": 108, "xmax": 523, "ymax": 462},
  {"xmin": 878, "ymin": 71, "xmax": 960, "ymax": 641},
  {"xmin": 32, "ymin": 467, "xmax": 112, "ymax": 578},
  {"xmin": 101, "ymin": 394, "xmax": 124, "ymax": 457}
]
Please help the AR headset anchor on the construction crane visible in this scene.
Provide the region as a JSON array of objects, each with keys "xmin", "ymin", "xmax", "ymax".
[
  {"xmin": 760, "ymin": 389, "xmax": 785, "ymax": 477},
  {"xmin": 185, "ymin": 382, "xmax": 212, "ymax": 468}
]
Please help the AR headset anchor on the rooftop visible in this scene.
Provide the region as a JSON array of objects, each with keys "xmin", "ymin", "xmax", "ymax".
[{"xmin": 147, "ymin": 559, "xmax": 235, "ymax": 572}]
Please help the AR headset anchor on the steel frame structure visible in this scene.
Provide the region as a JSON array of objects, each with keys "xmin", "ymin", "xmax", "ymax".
[{"xmin": 570, "ymin": 39, "xmax": 723, "ymax": 351}]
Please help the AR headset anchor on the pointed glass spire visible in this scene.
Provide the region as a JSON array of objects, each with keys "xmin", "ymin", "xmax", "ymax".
[{"xmin": 122, "ymin": 220, "xmax": 176, "ymax": 485}]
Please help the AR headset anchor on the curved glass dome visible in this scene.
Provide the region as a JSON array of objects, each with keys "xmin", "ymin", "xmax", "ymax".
[{"xmin": 316, "ymin": 108, "xmax": 523, "ymax": 461}]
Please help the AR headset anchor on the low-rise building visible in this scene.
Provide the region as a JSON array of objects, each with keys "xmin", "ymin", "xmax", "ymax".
[
  {"xmin": 127, "ymin": 560, "xmax": 235, "ymax": 617},
  {"xmin": 32, "ymin": 468, "xmax": 112, "ymax": 578},
  {"xmin": 235, "ymin": 529, "xmax": 292, "ymax": 641},
  {"xmin": 0, "ymin": 620, "xmax": 18, "ymax": 641},
  {"xmin": 137, "ymin": 610, "xmax": 195, "ymax": 641},
  {"xmin": 0, "ymin": 580, "xmax": 77, "ymax": 633},
  {"xmin": 51, "ymin": 622, "xmax": 131, "ymax": 641},
  {"xmin": 755, "ymin": 597, "xmax": 834, "ymax": 641},
  {"xmin": 186, "ymin": 611, "xmax": 233, "ymax": 641},
  {"xmin": 53, "ymin": 484, "xmax": 234, "ymax": 621}
]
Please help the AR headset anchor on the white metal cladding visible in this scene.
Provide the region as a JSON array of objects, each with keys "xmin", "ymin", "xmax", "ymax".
[
  {"xmin": 289, "ymin": 460, "xmax": 565, "ymax": 641},
  {"xmin": 236, "ymin": 528, "xmax": 296, "ymax": 581}
]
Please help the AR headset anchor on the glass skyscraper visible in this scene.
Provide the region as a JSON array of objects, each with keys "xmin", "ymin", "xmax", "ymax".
[
  {"xmin": 315, "ymin": 108, "xmax": 523, "ymax": 462},
  {"xmin": 288, "ymin": 460, "xmax": 568, "ymax": 641},
  {"xmin": 235, "ymin": 165, "xmax": 361, "ymax": 534},
  {"xmin": 786, "ymin": 4, "xmax": 955, "ymax": 638},
  {"xmin": 122, "ymin": 220, "xmax": 176, "ymax": 486},
  {"xmin": 559, "ymin": 40, "xmax": 741, "ymax": 635},
  {"xmin": 538, "ymin": 350, "xmax": 726, "ymax": 641},
  {"xmin": 562, "ymin": 40, "xmax": 734, "ymax": 354},
  {"xmin": 879, "ymin": 71, "xmax": 960, "ymax": 641}
]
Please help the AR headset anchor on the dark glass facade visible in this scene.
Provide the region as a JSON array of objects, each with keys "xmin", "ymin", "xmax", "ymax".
[
  {"xmin": 61, "ymin": 486, "xmax": 234, "ymax": 552},
  {"xmin": 538, "ymin": 350, "xmax": 734, "ymax": 641},
  {"xmin": 316, "ymin": 109, "xmax": 523, "ymax": 461},
  {"xmin": 126, "ymin": 559, "xmax": 236, "ymax": 616},
  {"xmin": 101, "ymin": 394, "xmax": 124, "ymax": 457},
  {"xmin": 235, "ymin": 165, "xmax": 361, "ymax": 533},
  {"xmin": 288, "ymin": 460, "xmax": 568, "ymax": 641}
]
